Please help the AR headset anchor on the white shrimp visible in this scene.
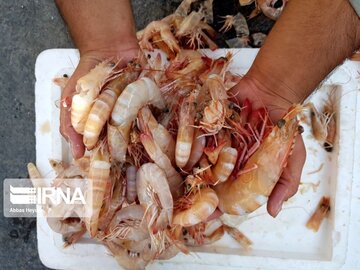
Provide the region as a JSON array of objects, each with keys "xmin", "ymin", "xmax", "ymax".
[{"xmin": 111, "ymin": 77, "xmax": 166, "ymax": 162}]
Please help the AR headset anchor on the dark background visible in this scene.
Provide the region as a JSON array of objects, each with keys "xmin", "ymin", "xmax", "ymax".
[{"xmin": 0, "ymin": 1, "xmax": 273, "ymax": 269}]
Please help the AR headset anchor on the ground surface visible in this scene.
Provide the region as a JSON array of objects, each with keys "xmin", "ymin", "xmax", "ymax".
[{"xmin": 0, "ymin": 1, "xmax": 272, "ymax": 269}]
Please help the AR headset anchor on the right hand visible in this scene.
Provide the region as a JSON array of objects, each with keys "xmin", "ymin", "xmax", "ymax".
[{"xmin": 60, "ymin": 47, "xmax": 139, "ymax": 159}]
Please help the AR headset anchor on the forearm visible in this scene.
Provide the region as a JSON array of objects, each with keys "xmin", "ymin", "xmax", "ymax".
[
  {"xmin": 56, "ymin": 0, "xmax": 139, "ymax": 55},
  {"xmin": 247, "ymin": 0, "xmax": 360, "ymax": 109}
]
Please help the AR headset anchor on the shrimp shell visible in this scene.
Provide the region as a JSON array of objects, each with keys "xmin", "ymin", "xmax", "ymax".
[
  {"xmin": 107, "ymin": 205, "xmax": 148, "ymax": 241},
  {"xmin": 136, "ymin": 163, "xmax": 173, "ymax": 229},
  {"xmin": 138, "ymin": 106, "xmax": 176, "ymax": 163},
  {"xmin": 106, "ymin": 241, "xmax": 148, "ymax": 270},
  {"xmin": 71, "ymin": 60, "xmax": 119, "ymax": 134},
  {"xmin": 27, "ymin": 163, "xmax": 47, "ymax": 188},
  {"xmin": 175, "ymin": 91, "xmax": 197, "ymax": 168},
  {"xmin": 173, "ymin": 187, "xmax": 219, "ymax": 227},
  {"xmin": 111, "ymin": 77, "xmax": 166, "ymax": 162},
  {"xmin": 215, "ymin": 105, "xmax": 303, "ymax": 215},
  {"xmin": 212, "ymin": 146, "xmax": 238, "ymax": 183},
  {"xmin": 183, "ymin": 129, "xmax": 206, "ymax": 171},
  {"xmin": 306, "ymin": 196, "xmax": 330, "ymax": 232},
  {"xmin": 83, "ymin": 64, "xmax": 140, "ymax": 149},
  {"xmin": 224, "ymin": 225, "xmax": 252, "ymax": 250},
  {"xmin": 140, "ymin": 133, "xmax": 183, "ymax": 200},
  {"xmin": 126, "ymin": 166, "xmax": 137, "ymax": 203},
  {"xmin": 85, "ymin": 143, "xmax": 111, "ymax": 237},
  {"xmin": 139, "ymin": 20, "xmax": 180, "ymax": 53}
]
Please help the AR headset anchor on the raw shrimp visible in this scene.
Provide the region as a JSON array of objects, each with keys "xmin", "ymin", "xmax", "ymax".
[
  {"xmin": 183, "ymin": 129, "xmax": 206, "ymax": 171},
  {"xmin": 309, "ymin": 103, "xmax": 328, "ymax": 143},
  {"xmin": 106, "ymin": 205, "xmax": 148, "ymax": 241},
  {"xmin": 105, "ymin": 241, "xmax": 149, "ymax": 270},
  {"xmin": 176, "ymin": 11, "xmax": 218, "ymax": 49},
  {"xmin": 83, "ymin": 63, "xmax": 140, "ymax": 149},
  {"xmin": 111, "ymin": 77, "xmax": 166, "ymax": 162},
  {"xmin": 84, "ymin": 142, "xmax": 111, "ymax": 237},
  {"xmin": 175, "ymin": 90, "xmax": 198, "ymax": 168},
  {"xmin": 140, "ymin": 132, "xmax": 183, "ymax": 200},
  {"xmin": 173, "ymin": 187, "xmax": 219, "ymax": 227},
  {"xmin": 46, "ymin": 203, "xmax": 83, "ymax": 235},
  {"xmin": 215, "ymin": 105, "xmax": 304, "ymax": 215},
  {"xmin": 138, "ymin": 106, "xmax": 176, "ymax": 163},
  {"xmin": 136, "ymin": 163, "xmax": 173, "ymax": 231},
  {"xmin": 98, "ymin": 163, "xmax": 126, "ymax": 231},
  {"xmin": 212, "ymin": 146, "xmax": 238, "ymax": 183},
  {"xmin": 323, "ymin": 90, "xmax": 337, "ymax": 152},
  {"xmin": 27, "ymin": 163, "xmax": 47, "ymax": 188},
  {"xmin": 223, "ymin": 225, "xmax": 252, "ymax": 250},
  {"xmin": 182, "ymin": 219, "xmax": 224, "ymax": 246},
  {"xmin": 126, "ymin": 165, "xmax": 137, "ymax": 203},
  {"xmin": 200, "ymin": 74, "xmax": 229, "ymax": 134},
  {"xmin": 71, "ymin": 60, "xmax": 120, "ymax": 134},
  {"xmin": 139, "ymin": 20, "xmax": 180, "ymax": 54},
  {"xmin": 306, "ymin": 196, "xmax": 330, "ymax": 232}
]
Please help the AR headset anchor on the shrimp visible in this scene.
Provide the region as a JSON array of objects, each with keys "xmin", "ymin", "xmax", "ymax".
[
  {"xmin": 126, "ymin": 165, "xmax": 137, "ymax": 203},
  {"xmin": 165, "ymin": 50, "xmax": 207, "ymax": 80},
  {"xmin": 83, "ymin": 63, "xmax": 140, "ymax": 149},
  {"xmin": 183, "ymin": 129, "xmax": 206, "ymax": 171},
  {"xmin": 173, "ymin": 187, "xmax": 218, "ymax": 227},
  {"xmin": 136, "ymin": 163, "xmax": 173, "ymax": 231},
  {"xmin": 176, "ymin": 11, "xmax": 218, "ymax": 49},
  {"xmin": 323, "ymin": 90, "xmax": 337, "ymax": 152},
  {"xmin": 105, "ymin": 241, "xmax": 149, "ymax": 270},
  {"xmin": 84, "ymin": 142, "xmax": 111, "ymax": 237},
  {"xmin": 215, "ymin": 105, "xmax": 304, "ymax": 215},
  {"xmin": 98, "ymin": 163, "xmax": 126, "ymax": 231},
  {"xmin": 140, "ymin": 132, "xmax": 184, "ymax": 200},
  {"xmin": 223, "ymin": 225, "xmax": 252, "ymax": 250},
  {"xmin": 212, "ymin": 146, "xmax": 238, "ymax": 183},
  {"xmin": 111, "ymin": 77, "xmax": 166, "ymax": 162},
  {"xmin": 71, "ymin": 60, "xmax": 120, "ymax": 134},
  {"xmin": 138, "ymin": 106, "xmax": 176, "ymax": 163},
  {"xmin": 306, "ymin": 196, "xmax": 330, "ymax": 232},
  {"xmin": 139, "ymin": 20, "xmax": 180, "ymax": 54},
  {"xmin": 182, "ymin": 219, "xmax": 224, "ymax": 246},
  {"xmin": 106, "ymin": 205, "xmax": 148, "ymax": 241},
  {"xmin": 47, "ymin": 204, "xmax": 83, "ymax": 235},
  {"xmin": 309, "ymin": 103, "xmax": 328, "ymax": 143},
  {"xmin": 175, "ymin": 90, "xmax": 198, "ymax": 168},
  {"xmin": 200, "ymin": 74, "xmax": 229, "ymax": 134},
  {"xmin": 27, "ymin": 163, "xmax": 47, "ymax": 188}
]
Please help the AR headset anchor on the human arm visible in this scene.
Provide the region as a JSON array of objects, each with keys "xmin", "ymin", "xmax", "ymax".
[
  {"xmin": 55, "ymin": 0, "xmax": 139, "ymax": 159},
  {"xmin": 231, "ymin": 0, "xmax": 360, "ymax": 217}
]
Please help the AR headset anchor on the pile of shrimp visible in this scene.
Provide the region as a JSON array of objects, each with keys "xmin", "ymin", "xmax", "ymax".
[{"xmin": 27, "ymin": 1, "xmax": 305, "ymax": 270}]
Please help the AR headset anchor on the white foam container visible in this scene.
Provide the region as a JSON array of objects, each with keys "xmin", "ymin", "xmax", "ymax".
[{"xmin": 34, "ymin": 49, "xmax": 360, "ymax": 270}]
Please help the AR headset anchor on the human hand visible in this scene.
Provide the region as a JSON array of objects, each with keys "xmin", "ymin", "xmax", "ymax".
[
  {"xmin": 229, "ymin": 74, "xmax": 306, "ymax": 218},
  {"xmin": 60, "ymin": 47, "xmax": 139, "ymax": 159}
]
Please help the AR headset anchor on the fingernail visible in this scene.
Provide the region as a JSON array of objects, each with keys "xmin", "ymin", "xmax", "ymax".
[{"xmin": 273, "ymin": 201, "xmax": 283, "ymax": 218}]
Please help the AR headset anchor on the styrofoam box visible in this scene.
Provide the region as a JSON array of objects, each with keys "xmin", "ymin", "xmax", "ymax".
[{"xmin": 34, "ymin": 49, "xmax": 360, "ymax": 270}]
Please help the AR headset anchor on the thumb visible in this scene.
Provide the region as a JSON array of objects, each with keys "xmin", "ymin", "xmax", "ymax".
[{"xmin": 267, "ymin": 135, "xmax": 306, "ymax": 217}]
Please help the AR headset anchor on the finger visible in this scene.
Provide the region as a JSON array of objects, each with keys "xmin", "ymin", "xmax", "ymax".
[{"xmin": 267, "ymin": 135, "xmax": 306, "ymax": 217}]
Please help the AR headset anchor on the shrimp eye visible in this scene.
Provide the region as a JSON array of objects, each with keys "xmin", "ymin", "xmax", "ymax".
[
  {"xmin": 273, "ymin": 0, "xmax": 283, "ymax": 8},
  {"xmin": 228, "ymin": 102, "xmax": 235, "ymax": 109},
  {"xmin": 277, "ymin": 119, "xmax": 286, "ymax": 128},
  {"xmin": 230, "ymin": 114, "xmax": 235, "ymax": 120},
  {"xmin": 196, "ymin": 112, "xmax": 203, "ymax": 119},
  {"xmin": 63, "ymin": 74, "xmax": 68, "ymax": 78},
  {"xmin": 147, "ymin": 54, "xmax": 151, "ymax": 59},
  {"xmin": 297, "ymin": 125, "xmax": 304, "ymax": 134},
  {"xmin": 163, "ymin": 108, "xmax": 170, "ymax": 113}
]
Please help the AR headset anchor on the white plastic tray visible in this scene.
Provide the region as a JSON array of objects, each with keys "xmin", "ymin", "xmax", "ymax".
[{"xmin": 34, "ymin": 49, "xmax": 360, "ymax": 270}]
